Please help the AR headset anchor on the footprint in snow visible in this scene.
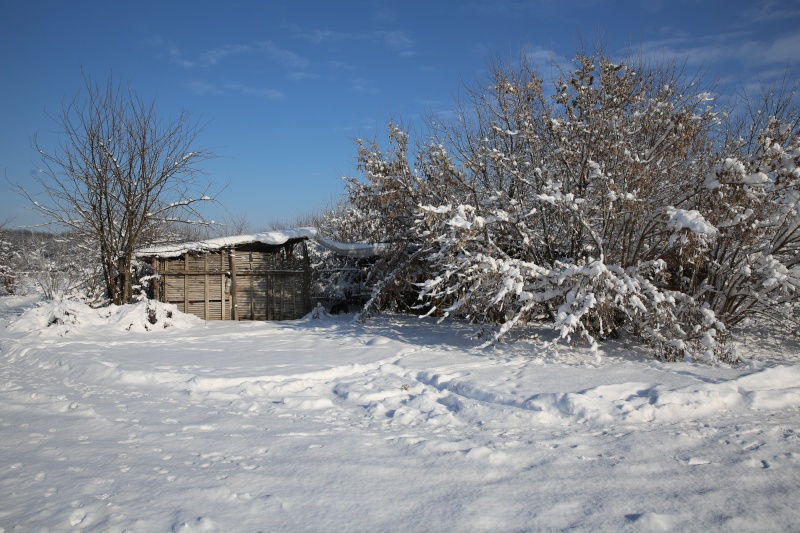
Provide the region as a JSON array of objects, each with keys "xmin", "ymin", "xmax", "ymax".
[
  {"xmin": 745, "ymin": 458, "xmax": 770, "ymax": 468},
  {"xmin": 69, "ymin": 510, "xmax": 87, "ymax": 527},
  {"xmin": 625, "ymin": 512, "xmax": 674, "ymax": 531}
]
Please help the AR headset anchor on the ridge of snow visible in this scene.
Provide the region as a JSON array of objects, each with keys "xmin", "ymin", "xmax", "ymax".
[
  {"xmin": 136, "ymin": 227, "xmax": 319, "ymax": 258},
  {"xmin": 315, "ymin": 236, "xmax": 390, "ymax": 258},
  {"xmin": 136, "ymin": 227, "xmax": 387, "ymax": 259}
]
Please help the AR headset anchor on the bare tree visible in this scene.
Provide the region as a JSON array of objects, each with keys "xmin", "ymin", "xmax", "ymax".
[{"xmin": 14, "ymin": 74, "xmax": 215, "ymax": 304}]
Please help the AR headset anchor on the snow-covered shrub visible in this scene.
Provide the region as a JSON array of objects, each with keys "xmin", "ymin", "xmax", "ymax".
[
  {"xmin": 0, "ymin": 228, "xmax": 18, "ymax": 295},
  {"xmin": 344, "ymin": 47, "xmax": 800, "ymax": 361},
  {"xmin": 307, "ymin": 240, "xmax": 374, "ymax": 308},
  {"xmin": 282, "ymin": 202, "xmax": 379, "ymax": 309},
  {"xmin": 343, "ymin": 126, "xmax": 439, "ymax": 315},
  {"xmin": 13, "ymin": 231, "xmax": 105, "ymax": 304}
]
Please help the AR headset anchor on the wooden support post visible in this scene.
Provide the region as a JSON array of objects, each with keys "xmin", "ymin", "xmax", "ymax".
[
  {"xmin": 277, "ymin": 274, "xmax": 283, "ymax": 320},
  {"xmin": 204, "ymin": 253, "xmax": 209, "ymax": 320},
  {"xmin": 183, "ymin": 254, "xmax": 188, "ymax": 314},
  {"xmin": 220, "ymin": 253, "xmax": 225, "ymax": 320},
  {"xmin": 249, "ymin": 251, "xmax": 255, "ymax": 320},
  {"xmin": 302, "ymin": 241, "xmax": 311, "ymax": 316},
  {"xmin": 228, "ymin": 249, "xmax": 238, "ymax": 321},
  {"xmin": 151, "ymin": 257, "xmax": 161, "ymax": 302},
  {"xmin": 269, "ymin": 253, "xmax": 273, "ymax": 320}
]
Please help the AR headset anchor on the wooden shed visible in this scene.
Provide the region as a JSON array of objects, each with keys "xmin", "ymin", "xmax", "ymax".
[{"xmin": 137, "ymin": 229, "xmax": 315, "ymax": 321}]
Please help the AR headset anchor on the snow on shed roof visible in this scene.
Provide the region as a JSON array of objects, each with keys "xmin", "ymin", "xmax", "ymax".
[
  {"xmin": 315, "ymin": 236, "xmax": 389, "ymax": 259},
  {"xmin": 136, "ymin": 227, "xmax": 387, "ymax": 259}
]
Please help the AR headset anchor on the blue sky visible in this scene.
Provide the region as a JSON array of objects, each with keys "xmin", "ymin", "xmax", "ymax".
[{"xmin": 2, "ymin": 0, "xmax": 799, "ymax": 232}]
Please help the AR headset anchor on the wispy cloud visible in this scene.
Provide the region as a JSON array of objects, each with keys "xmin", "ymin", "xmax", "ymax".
[
  {"xmin": 738, "ymin": 0, "xmax": 800, "ymax": 23},
  {"xmin": 523, "ymin": 45, "xmax": 572, "ymax": 75},
  {"xmin": 335, "ymin": 117, "xmax": 380, "ymax": 133},
  {"xmin": 169, "ymin": 47, "xmax": 197, "ymax": 68},
  {"xmin": 186, "ymin": 79, "xmax": 284, "ymax": 100},
  {"xmin": 463, "ymin": 0, "xmax": 601, "ymax": 17},
  {"xmin": 301, "ymin": 29, "xmax": 415, "ymax": 57},
  {"xmin": 287, "ymin": 71, "xmax": 320, "ymax": 81},
  {"xmin": 639, "ymin": 29, "xmax": 800, "ymax": 72},
  {"xmin": 327, "ymin": 60, "xmax": 358, "ymax": 71},
  {"xmin": 640, "ymin": 0, "xmax": 664, "ymax": 15},
  {"xmin": 224, "ymin": 83, "xmax": 284, "ymax": 100},
  {"xmin": 186, "ymin": 79, "xmax": 222, "ymax": 95},
  {"xmin": 167, "ymin": 45, "xmax": 250, "ymax": 69},
  {"xmin": 158, "ymin": 38, "xmax": 309, "ymax": 73},
  {"xmin": 201, "ymin": 44, "xmax": 252, "ymax": 67},
  {"xmin": 350, "ymin": 77, "xmax": 379, "ymax": 94},
  {"xmin": 606, "ymin": 23, "xmax": 800, "ymax": 98},
  {"xmin": 383, "ymin": 30, "xmax": 415, "ymax": 57},
  {"xmin": 256, "ymin": 41, "xmax": 309, "ymax": 70}
]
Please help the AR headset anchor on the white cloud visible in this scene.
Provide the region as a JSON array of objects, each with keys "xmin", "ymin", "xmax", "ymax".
[
  {"xmin": 739, "ymin": 0, "xmax": 800, "ymax": 23},
  {"xmin": 350, "ymin": 77, "xmax": 379, "ymax": 94},
  {"xmin": 160, "ymin": 39, "xmax": 309, "ymax": 74},
  {"xmin": 384, "ymin": 30, "xmax": 414, "ymax": 52},
  {"xmin": 523, "ymin": 45, "xmax": 572, "ymax": 75},
  {"xmin": 327, "ymin": 61, "xmax": 357, "ymax": 71},
  {"xmin": 256, "ymin": 41, "xmax": 309, "ymax": 70},
  {"xmin": 287, "ymin": 71, "xmax": 320, "ymax": 81},
  {"xmin": 640, "ymin": 29, "xmax": 800, "ymax": 72},
  {"xmin": 640, "ymin": 0, "xmax": 664, "ymax": 14},
  {"xmin": 224, "ymin": 83, "xmax": 284, "ymax": 100},
  {"xmin": 301, "ymin": 29, "xmax": 415, "ymax": 57},
  {"xmin": 463, "ymin": 0, "xmax": 601, "ymax": 17},
  {"xmin": 169, "ymin": 47, "xmax": 196, "ymax": 68},
  {"xmin": 200, "ymin": 44, "xmax": 252, "ymax": 67},
  {"xmin": 185, "ymin": 79, "xmax": 222, "ymax": 95},
  {"xmin": 185, "ymin": 80, "xmax": 283, "ymax": 100},
  {"xmin": 760, "ymin": 33, "xmax": 800, "ymax": 65}
]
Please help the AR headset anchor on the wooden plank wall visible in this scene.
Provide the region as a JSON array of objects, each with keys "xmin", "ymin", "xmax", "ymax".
[
  {"xmin": 158, "ymin": 252, "xmax": 230, "ymax": 321},
  {"xmin": 233, "ymin": 249, "xmax": 307, "ymax": 320},
  {"xmin": 151, "ymin": 242, "xmax": 310, "ymax": 321}
]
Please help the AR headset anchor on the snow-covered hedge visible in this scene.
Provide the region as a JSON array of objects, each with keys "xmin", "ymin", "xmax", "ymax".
[{"xmin": 342, "ymin": 49, "xmax": 800, "ymax": 362}]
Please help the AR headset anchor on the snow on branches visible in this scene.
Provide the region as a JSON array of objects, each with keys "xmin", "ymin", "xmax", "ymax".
[{"xmin": 344, "ymin": 49, "xmax": 800, "ymax": 362}]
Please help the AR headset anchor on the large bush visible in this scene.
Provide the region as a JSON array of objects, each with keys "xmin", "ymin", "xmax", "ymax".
[{"xmin": 344, "ymin": 49, "xmax": 800, "ymax": 361}]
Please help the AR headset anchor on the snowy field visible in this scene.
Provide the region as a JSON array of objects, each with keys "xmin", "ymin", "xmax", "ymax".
[{"xmin": 1, "ymin": 296, "xmax": 799, "ymax": 532}]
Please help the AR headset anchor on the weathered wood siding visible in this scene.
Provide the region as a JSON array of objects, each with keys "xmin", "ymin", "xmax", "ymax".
[
  {"xmin": 150, "ymin": 241, "xmax": 311, "ymax": 321},
  {"xmin": 233, "ymin": 247, "xmax": 309, "ymax": 320}
]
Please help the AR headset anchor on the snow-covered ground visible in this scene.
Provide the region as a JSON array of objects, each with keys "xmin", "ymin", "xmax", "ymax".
[{"xmin": 1, "ymin": 296, "xmax": 799, "ymax": 532}]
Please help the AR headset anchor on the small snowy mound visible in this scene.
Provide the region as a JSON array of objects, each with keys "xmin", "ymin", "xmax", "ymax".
[
  {"xmin": 8, "ymin": 298, "xmax": 201, "ymax": 335},
  {"xmin": 108, "ymin": 300, "xmax": 203, "ymax": 332}
]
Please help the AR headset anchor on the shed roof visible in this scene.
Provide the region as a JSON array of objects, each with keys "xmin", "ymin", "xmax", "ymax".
[{"xmin": 136, "ymin": 227, "xmax": 387, "ymax": 259}]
